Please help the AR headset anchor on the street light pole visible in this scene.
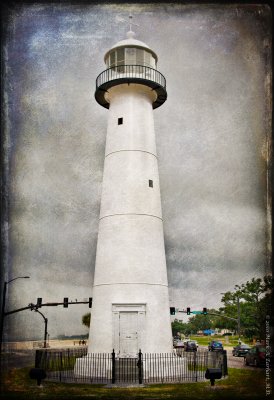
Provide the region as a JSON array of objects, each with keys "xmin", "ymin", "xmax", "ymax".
[
  {"xmin": 33, "ymin": 308, "xmax": 48, "ymax": 349},
  {"xmin": 0, "ymin": 276, "xmax": 30, "ymax": 354}
]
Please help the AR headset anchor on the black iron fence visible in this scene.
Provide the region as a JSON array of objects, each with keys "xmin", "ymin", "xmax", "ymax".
[
  {"xmin": 35, "ymin": 348, "xmax": 227, "ymax": 384},
  {"xmin": 96, "ymin": 65, "xmax": 166, "ymax": 90}
]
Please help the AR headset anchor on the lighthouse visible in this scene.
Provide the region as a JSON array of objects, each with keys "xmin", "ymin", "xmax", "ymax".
[{"xmin": 88, "ymin": 26, "xmax": 172, "ymax": 356}]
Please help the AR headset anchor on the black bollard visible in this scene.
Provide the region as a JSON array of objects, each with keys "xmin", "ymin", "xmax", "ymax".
[
  {"xmin": 205, "ymin": 368, "xmax": 222, "ymax": 387},
  {"xmin": 29, "ymin": 368, "xmax": 46, "ymax": 386}
]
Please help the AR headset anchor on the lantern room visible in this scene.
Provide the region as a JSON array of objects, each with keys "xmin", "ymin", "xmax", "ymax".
[
  {"xmin": 95, "ymin": 30, "xmax": 167, "ymax": 109},
  {"xmin": 104, "ymin": 31, "xmax": 158, "ymax": 69}
]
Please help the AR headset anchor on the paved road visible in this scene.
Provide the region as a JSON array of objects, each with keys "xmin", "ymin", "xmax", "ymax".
[{"xmin": 198, "ymin": 345, "xmax": 257, "ymax": 370}]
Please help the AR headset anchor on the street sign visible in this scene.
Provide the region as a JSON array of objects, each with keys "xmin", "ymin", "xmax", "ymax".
[{"xmin": 191, "ymin": 311, "xmax": 203, "ymax": 314}]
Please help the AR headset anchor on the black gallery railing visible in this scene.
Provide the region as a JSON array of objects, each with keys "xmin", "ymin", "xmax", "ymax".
[
  {"xmin": 35, "ymin": 348, "xmax": 228, "ymax": 384},
  {"xmin": 96, "ymin": 65, "xmax": 166, "ymax": 90}
]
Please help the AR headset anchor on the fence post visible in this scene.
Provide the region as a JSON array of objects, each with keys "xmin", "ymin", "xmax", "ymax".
[
  {"xmin": 111, "ymin": 349, "xmax": 116, "ymax": 384},
  {"xmin": 194, "ymin": 351, "xmax": 197, "ymax": 382},
  {"xmin": 222, "ymin": 350, "xmax": 228, "ymax": 376},
  {"xmin": 138, "ymin": 349, "xmax": 143, "ymax": 384},
  {"xmin": 59, "ymin": 352, "xmax": 63, "ymax": 382}
]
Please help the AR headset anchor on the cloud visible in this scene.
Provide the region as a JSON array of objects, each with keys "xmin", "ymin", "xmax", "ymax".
[{"xmin": 3, "ymin": 3, "xmax": 270, "ymax": 340}]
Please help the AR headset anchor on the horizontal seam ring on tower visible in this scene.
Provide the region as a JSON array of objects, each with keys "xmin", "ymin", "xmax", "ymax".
[
  {"xmin": 93, "ymin": 282, "xmax": 168, "ymax": 287},
  {"xmin": 105, "ymin": 149, "xmax": 158, "ymax": 159},
  {"xmin": 99, "ymin": 213, "xmax": 163, "ymax": 221}
]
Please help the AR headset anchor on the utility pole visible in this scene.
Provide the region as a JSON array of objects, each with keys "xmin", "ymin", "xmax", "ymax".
[{"xmin": 237, "ymin": 296, "xmax": 241, "ymax": 338}]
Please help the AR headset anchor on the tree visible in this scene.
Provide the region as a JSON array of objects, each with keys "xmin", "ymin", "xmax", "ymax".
[
  {"xmin": 219, "ymin": 275, "xmax": 273, "ymax": 339},
  {"xmin": 171, "ymin": 320, "xmax": 190, "ymax": 336},
  {"xmin": 187, "ymin": 309, "xmax": 219, "ymax": 333},
  {"xmin": 82, "ymin": 312, "xmax": 91, "ymax": 328}
]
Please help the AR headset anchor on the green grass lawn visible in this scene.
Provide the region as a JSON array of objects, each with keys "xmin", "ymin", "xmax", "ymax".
[
  {"xmin": 1, "ymin": 366, "xmax": 267, "ymax": 400},
  {"xmin": 191, "ymin": 335, "xmax": 253, "ymax": 347}
]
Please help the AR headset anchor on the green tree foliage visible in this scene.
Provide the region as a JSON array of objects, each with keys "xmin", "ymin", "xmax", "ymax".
[
  {"xmin": 170, "ymin": 275, "xmax": 272, "ymax": 339},
  {"xmin": 219, "ymin": 275, "xmax": 273, "ymax": 339},
  {"xmin": 82, "ymin": 312, "xmax": 91, "ymax": 328},
  {"xmin": 187, "ymin": 309, "xmax": 219, "ymax": 334},
  {"xmin": 171, "ymin": 320, "xmax": 190, "ymax": 336},
  {"xmin": 171, "ymin": 310, "xmax": 219, "ymax": 336}
]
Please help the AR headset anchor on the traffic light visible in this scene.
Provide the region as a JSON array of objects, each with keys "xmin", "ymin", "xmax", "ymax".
[
  {"xmin": 203, "ymin": 307, "xmax": 207, "ymax": 315},
  {"xmin": 89, "ymin": 297, "xmax": 93, "ymax": 308},
  {"xmin": 170, "ymin": 307, "xmax": 176, "ymax": 315},
  {"xmin": 37, "ymin": 298, "xmax": 42, "ymax": 308},
  {"xmin": 187, "ymin": 307, "xmax": 191, "ymax": 315},
  {"xmin": 63, "ymin": 297, "xmax": 69, "ymax": 308}
]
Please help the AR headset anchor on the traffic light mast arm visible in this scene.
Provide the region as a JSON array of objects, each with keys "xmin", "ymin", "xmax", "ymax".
[
  {"xmin": 4, "ymin": 304, "xmax": 35, "ymax": 316},
  {"xmin": 206, "ymin": 311, "xmax": 238, "ymax": 322},
  {"xmin": 4, "ymin": 300, "xmax": 92, "ymax": 316},
  {"xmin": 177, "ymin": 309, "xmax": 238, "ymax": 322}
]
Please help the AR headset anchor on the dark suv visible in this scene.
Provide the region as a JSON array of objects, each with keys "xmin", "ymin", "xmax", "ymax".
[
  {"xmin": 232, "ymin": 344, "xmax": 250, "ymax": 357},
  {"xmin": 244, "ymin": 345, "xmax": 266, "ymax": 367},
  {"xmin": 185, "ymin": 341, "xmax": 197, "ymax": 352},
  {"xmin": 208, "ymin": 341, "xmax": 223, "ymax": 352}
]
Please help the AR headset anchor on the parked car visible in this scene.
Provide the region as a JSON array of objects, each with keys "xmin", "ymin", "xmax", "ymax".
[
  {"xmin": 173, "ymin": 340, "xmax": 184, "ymax": 348},
  {"xmin": 173, "ymin": 338, "xmax": 182, "ymax": 347},
  {"xmin": 244, "ymin": 345, "xmax": 266, "ymax": 367},
  {"xmin": 208, "ymin": 341, "xmax": 223, "ymax": 352},
  {"xmin": 183, "ymin": 338, "xmax": 191, "ymax": 347},
  {"xmin": 232, "ymin": 344, "xmax": 251, "ymax": 357},
  {"xmin": 185, "ymin": 341, "xmax": 197, "ymax": 352}
]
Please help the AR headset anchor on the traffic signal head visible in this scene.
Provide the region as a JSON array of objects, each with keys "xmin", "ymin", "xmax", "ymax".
[
  {"xmin": 63, "ymin": 297, "xmax": 69, "ymax": 308},
  {"xmin": 187, "ymin": 307, "xmax": 191, "ymax": 315},
  {"xmin": 89, "ymin": 297, "xmax": 93, "ymax": 308},
  {"xmin": 37, "ymin": 298, "xmax": 42, "ymax": 308},
  {"xmin": 203, "ymin": 307, "xmax": 207, "ymax": 315},
  {"xmin": 170, "ymin": 307, "xmax": 176, "ymax": 315}
]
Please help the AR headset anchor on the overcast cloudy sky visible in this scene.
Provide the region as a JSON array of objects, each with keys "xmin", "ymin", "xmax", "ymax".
[{"xmin": 2, "ymin": 2, "xmax": 271, "ymax": 341}]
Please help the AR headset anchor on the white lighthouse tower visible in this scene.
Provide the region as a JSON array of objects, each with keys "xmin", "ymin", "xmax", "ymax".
[{"xmin": 88, "ymin": 26, "xmax": 172, "ymax": 356}]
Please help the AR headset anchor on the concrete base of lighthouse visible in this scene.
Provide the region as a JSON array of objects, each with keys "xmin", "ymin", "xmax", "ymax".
[
  {"xmin": 88, "ymin": 284, "xmax": 173, "ymax": 355},
  {"xmin": 74, "ymin": 352, "xmax": 189, "ymax": 380},
  {"xmin": 74, "ymin": 283, "xmax": 174, "ymax": 378}
]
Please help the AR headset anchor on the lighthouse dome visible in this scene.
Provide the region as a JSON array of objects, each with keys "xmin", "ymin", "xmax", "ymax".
[
  {"xmin": 110, "ymin": 30, "xmax": 151, "ymax": 50},
  {"xmin": 104, "ymin": 30, "xmax": 158, "ymax": 68}
]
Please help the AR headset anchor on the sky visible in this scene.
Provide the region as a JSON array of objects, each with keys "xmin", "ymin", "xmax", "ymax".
[{"xmin": 2, "ymin": 2, "xmax": 271, "ymax": 341}]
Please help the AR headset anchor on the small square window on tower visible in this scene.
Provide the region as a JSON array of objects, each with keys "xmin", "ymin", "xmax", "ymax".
[
  {"xmin": 118, "ymin": 117, "xmax": 123, "ymax": 125},
  {"xmin": 149, "ymin": 180, "xmax": 153, "ymax": 188}
]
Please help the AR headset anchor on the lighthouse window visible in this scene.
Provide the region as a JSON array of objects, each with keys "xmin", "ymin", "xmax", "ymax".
[
  {"xmin": 117, "ymin": 48, "xmax": 125, "ymax": 65},
  {"xmin": 118, "ymin": 117, "xmax": 123, "ymax": 125},
  {"xmin": 109, "ymin": 52, "xmax": 115, "ymax": 67},
  {"xmin": 136, "ymin": 49, "xmax": 144, "ymax": 65},
  {"xmin": 144, "ymin": 52, "xmax": 151, "ymax": 67},
  {"xmin": 125, "ymin": 47, "xmax": 136, "ymax": 65},
  {"xmin": 149, "ymin": 180, "xmax": 153, "ymax": 188},
  {"xmin": 108, "ymin": 49, "xmax": 125, "ymax": 71}
]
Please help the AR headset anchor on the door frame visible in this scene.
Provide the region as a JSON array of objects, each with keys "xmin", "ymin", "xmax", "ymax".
[{"xmin": 112, "ymin": 303, "xmax": 146, "ymax": 357}]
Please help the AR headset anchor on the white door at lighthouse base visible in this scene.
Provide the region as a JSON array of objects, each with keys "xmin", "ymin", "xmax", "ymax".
[
  {"xmin": 112, "ymin": 304, "xmax": 146, "ymax": 357},
  {"xmin": 119, "ymin": 312, "xmax": 138, "ymax": 357}
]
